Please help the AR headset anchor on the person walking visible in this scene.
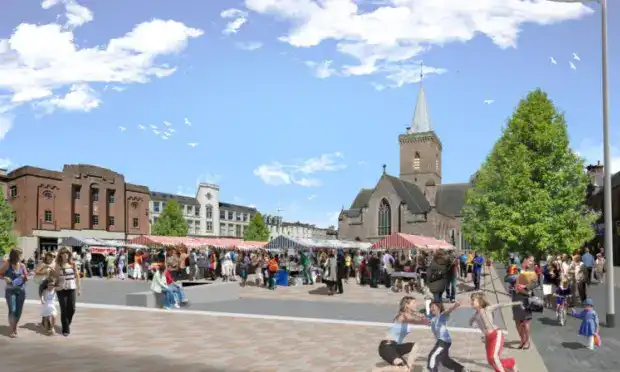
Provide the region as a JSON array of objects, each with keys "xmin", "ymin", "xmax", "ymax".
[
  {"xmin": 54, "ymin": 247, "xmax": 81, "ymax": 337},
  {"xmin": 0, "ymin": 249, "xmax": 28, "ymax": 338},
  {"xmin": 581, "ymin": 248, "xmax": 594, "ymax": 286},
  {"xmin": 83, "ymin": 249, "xmax": 92, "ymax": 278},
  {"xmin": 472, "ymin": 253, "xmax": 484, "ymax": 291},
  {"xmin": 427, "ymin": 250, "xmax": 450, "ymax": 303}
]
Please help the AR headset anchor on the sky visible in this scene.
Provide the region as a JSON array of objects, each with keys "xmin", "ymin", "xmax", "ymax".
[{"xmin": 0, "ymin": 0, "xmax": 618, "ymax": 229}]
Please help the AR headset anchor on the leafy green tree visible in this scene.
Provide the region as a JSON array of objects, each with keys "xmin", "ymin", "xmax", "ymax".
[
  {"xmin": 151, "ymin": 200, "xmax": 188, "ymax": 236},
  {"xmin": 0, "ymin": 189, "xmax": 17, "ymax": 255},
  {"xmin": 244, "ymin": 213, "xmax": 270, "ymax": 241},
  {"xmin": 462, "ymin": 89, "xmax": 598, "ymax": 260}
]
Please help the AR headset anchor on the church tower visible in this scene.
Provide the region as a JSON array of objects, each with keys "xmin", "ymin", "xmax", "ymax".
[{"xmin": 399, "ymin": 67, "xmax": 442, "ymax": 204}]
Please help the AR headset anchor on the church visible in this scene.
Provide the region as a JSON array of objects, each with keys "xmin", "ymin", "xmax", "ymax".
[{"xmin": 338, "ymin": 81, "xmax": 470, "ymax": 249}]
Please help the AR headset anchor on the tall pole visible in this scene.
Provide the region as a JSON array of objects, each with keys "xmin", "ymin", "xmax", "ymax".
[{"xmin": 600, "ymin": 0, "xmax": 614, "ymax": 328}]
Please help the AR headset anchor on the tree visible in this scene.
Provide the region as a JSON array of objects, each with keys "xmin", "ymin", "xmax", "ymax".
[
  {"xmin": 244, "ymin": 213, "xmax": 270, "ymax": 241},
  {"xmin": 462, "ymin": 89, "xmax": 598, "ymax": 260},
  {"xmin": 151, "ymin": 200, "xmax": 188, "ymax": 236},
  {"xmin": 0, "ymin": 189, "xmax": 17, "ymax": 255}
]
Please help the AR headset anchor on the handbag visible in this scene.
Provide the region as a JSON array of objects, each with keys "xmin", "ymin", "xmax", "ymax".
[
  {"xmin": 594, "ymin": 333, "xmax": 602, "ymax": 347},
  {"xmin": 527, "ymin": 295, "xmax": 544, "ymax": 313}
]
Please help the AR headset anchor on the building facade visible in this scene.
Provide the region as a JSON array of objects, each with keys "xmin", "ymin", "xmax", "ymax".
[
  {"xmin": 338, "ymin": 82, "xmax": 469, "ymax": 248},
  {"xmin": 2, "ymin": 164, "xmax": 150, "ymax": 258},
  {"xmin": 148, "ymin": 184, "xmax": 256, "ymax": 238},
  {"xmin": 262, "ymin": 214, "xmax": 336, "ymax": 240}
]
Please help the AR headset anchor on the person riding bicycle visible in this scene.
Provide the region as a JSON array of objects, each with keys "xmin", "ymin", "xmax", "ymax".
[{"xmin": 555, "ymin": 279, "xmax": 572, "ymax": 312}]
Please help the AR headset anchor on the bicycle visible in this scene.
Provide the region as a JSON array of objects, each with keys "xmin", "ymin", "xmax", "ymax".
[{"xmin": 554, "ymin": 294, "xmax": 572, "ymax": 326}]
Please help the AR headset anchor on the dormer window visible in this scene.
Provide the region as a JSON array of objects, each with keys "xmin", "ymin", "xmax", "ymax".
[{"xmin": 413, "ymin": 152, "xmax": 420, "ymax": 170}]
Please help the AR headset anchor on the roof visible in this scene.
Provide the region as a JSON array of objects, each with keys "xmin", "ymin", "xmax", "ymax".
[
  {"xmin": 219, "ymin": 202, "xmax": 257, "ymax": 213},
  {"xmin": 410, "ymin": 84, "xmax": 432, "ymax": 133},
  {"xmin": 435, "ymin": 183, "xmax": 470, "ymax": 217},
  {"xmin": 350, "ymin": 188, "xmax": 373, "ymax": 209},
  {"xmin": 150, "ymin": 191, "xmax": 199, "ymax": 206}
]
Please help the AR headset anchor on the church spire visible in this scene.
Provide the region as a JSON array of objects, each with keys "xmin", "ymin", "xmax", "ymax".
[{"xmin": 409, "ymin": 62, "xmax": 432, "ymax": 133}]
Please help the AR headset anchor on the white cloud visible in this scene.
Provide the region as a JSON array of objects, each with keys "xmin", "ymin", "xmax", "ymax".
[
  {"xmin": 307, "ymin": 194, "xmax": 317, "ymax": 201},
  {"xmin": 254, "ymin": 152, "xmax": 346, "ymax": 187},
  {"xmin": 0, "ymin": 1, "xmax": 203, "ymax": 139},
  {"xmin": 236, "ymin": 41, "xmax": 263, "ymax": 51},
  {"xmin": 0, "ymin": 113, "xmax": 14, "ymax": 141},
  {"xmin": 221, "ymin": 8, "xmax": 248, "ymax": 35},
  {"xmin": 0, "ymin": 158, "xmax": 12, "ymax": 170},
  {"xmin": 244, "ymin": 0, "xmax": 593, "ymax": 85},
  {"xmin": 197, "ymin": 173, "xmax": 222, "ymax": 185},
  {"xmin": 305, "ymin": 60, "xmax": 337, "ymax": 79},
  {"xmin": 576, "ymin": 139, "xmax": 620, "ymax": 174}
]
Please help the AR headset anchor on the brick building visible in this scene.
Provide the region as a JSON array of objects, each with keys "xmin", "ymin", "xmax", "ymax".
[
  {"xmin": 338, "ymin": 82, "xmax": 470, "ymax": 248},
  {"xmin": 2, "ymin": 164, "xmax": 150, "ymax": 258}
]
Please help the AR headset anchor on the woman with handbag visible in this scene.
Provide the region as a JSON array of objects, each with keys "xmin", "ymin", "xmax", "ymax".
[
  {"xmin": 0, "ymin": 249, "xmax": 29, "ymax": 338},
  {"xmin": 512, "ymin": 267, "xmax": 539, "ymax": 350}
]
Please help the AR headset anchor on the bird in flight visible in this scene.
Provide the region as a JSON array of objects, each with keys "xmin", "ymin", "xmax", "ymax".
[
  {"xmin": 573, "ymin": 52, "xmax": 580, "ymax": 61},
  {"xmin": 119, "ymin": 126, "xmax": 127, "ymax": 132},
  {"xmin": 188, "ymin": 142, "xmax": 198, "ymax": 147},
  {"xmin": 153, "ymin": 130, "xmax": 160, "ymax": 135},
  {"xmin": 150, "ymin": 124, "xmax": 157, "ymax": 129},
  {"xmin": 569, "ymin": 61, "xmax": 577, "ymax": 70},
  {"xmin": 550, "ymin": 57, "xmax": 557, "ymax": 65},
  {"xmin": 138, "ymin": 125, "xmax": 146, "ymax": 130},
  {"xmin": 164, "ymin": 121, "xmax": 172, "ymax": 127},
  {"xmin": 184, "ymin": 118, "xmax": 192, "ymax": 126},
  {"xmin": 484, "ymin": 99, "xmax": 494, "ymax": 105}
]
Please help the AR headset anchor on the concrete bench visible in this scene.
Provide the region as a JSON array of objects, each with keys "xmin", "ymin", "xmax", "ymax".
[{"xmin": 125, "ymin": 281, "xmax": 240, "ymax": 308}]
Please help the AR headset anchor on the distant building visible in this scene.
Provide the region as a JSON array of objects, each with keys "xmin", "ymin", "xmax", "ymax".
[
  {"xmin": 148, "ymin": 183, "xmax": 256, "ymax": 238},
  {"xmin": 2, "ymin": 164, "xmax": 150, "ymax": 258},
  {"xmin": 262, "ymin": 214, "xmax": 335, "ymax": 240}
]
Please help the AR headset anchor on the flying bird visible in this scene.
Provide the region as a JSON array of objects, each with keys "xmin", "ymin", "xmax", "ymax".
[
  {"xmin": 573, "ymin": 52, "xmax": 580, "ymax": 61},
  {"xmin": 153, "ymin": 130, "xmax": 160, "ymax": 135},
  {"xmin": 569, "ymin": 61, "xmax": 577, "ymax": 70},
  {"xmin": 550, "ymin": 57, "xmax": 557, "ymax": 65},
  {"xmin": 150, "ymin": 125, "xmax": 157, "ymax": 129},
  {"xmin": 138, "ymin": 125, "xmax": 146, "ymax": 130},
  {"xmin": 163, "ymin": 121, "xmax": 172, "ymax": 127},
  {"xmin": 184, "ymin": 118, "xmax": 192, "ymax": 126},
  {"xmin": 188, "ymin": 142, "xmax": 198, "ymax": 148},
  {"xmin": 118, "ymin": 126, "xmax": 127, "ymax": 132},
  {"xmin": 484, "ymin": 100, "xmax": 494, "ymax": 105}
]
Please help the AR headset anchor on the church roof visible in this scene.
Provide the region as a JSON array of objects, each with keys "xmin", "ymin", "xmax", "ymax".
[
  {"xmin": 436, "ymin": 183, "xmax": 470, "ymax": 217},
  {"xmin": 349, "ymin": 188, "xmax": 374, "ymax": 209},
  {"xmin": 410, "ymin": 84, "xmax": 432, "ymax": 133}
]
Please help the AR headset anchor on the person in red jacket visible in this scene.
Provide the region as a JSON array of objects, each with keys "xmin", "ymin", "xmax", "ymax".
[{"xmin": 164, "ymin": 267, "xmax": 188, "ymax": 308}]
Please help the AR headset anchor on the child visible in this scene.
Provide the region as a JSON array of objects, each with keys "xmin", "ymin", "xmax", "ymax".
[
  {"xmin": 40, "ymin": 279, "xmax": 57, "ymax": 335},
  {"xmin": 374, "ymin": 296, "xmax": 427, "ymax": 372},
  {"xmin": 470, "ymin": 292, "xmax": 521, "ymax": 372},
  {"xmin": 571, "ymin": 298, "xmax": 599, "ymax": 350},
  {"xmin": 555, "ymin": 280, "xmax": 572, "ymax": 313},
  {"xmin": 427, "ymin": 301, "xmax": 468, "ymax": 372}
]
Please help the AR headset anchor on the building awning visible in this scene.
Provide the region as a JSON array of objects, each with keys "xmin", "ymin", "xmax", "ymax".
[{"xmin": 371, "ymin": 232, "xmax": 454, "ymax": 250}]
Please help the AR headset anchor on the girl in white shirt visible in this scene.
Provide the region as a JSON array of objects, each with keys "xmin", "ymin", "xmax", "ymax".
[{"xmin": 40, "ymin": 279, "xmax": 57, "ymax": 335}]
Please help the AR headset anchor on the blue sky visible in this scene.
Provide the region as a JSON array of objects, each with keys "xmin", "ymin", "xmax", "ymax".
[{"xmin": 0, "ymin": 0, "xmax": 618, "ymax": 228}]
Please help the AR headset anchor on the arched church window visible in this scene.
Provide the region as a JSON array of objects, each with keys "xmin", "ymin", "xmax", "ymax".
[
  {"xmin": 413, "ymin": 152, "xmax": 420, "ymax": 170},
  {"xmin": 378, "ymin": 198, "xmax": 391, "ymax": 236}
]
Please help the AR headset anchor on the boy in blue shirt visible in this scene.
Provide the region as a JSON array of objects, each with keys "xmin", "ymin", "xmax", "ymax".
[
  {"xmin": 427, "ymin": 301, "xmax": 468, "ymax": 372},
  {"xmin": 472, "ymin": 253, "xmax": 485, "ymax": 290}
]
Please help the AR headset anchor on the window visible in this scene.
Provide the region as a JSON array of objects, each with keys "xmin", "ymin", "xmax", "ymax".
[
  {"xmin": 195, "ymin": 206, "xmax": 200, "ymax": 217},
  {"xmin": 154, "ymin": 217, "xmax": 158, "ymax": 224},
  {"xmin": 206, "ymin": 205, "xmax": 213, "ymax": 219},
  {"xmin": 206, "ymin": 221, "xmax": 213, "ymax": 232},
  {"xmin": 108, "ymin": 190, "xmax": 115, "ymax": 204},
  {"xmin": 131, "ymin": 202, "xmax": 138, "ymax": 209},
  {"xmin": 74, "ymin": 214, "xmax": 80, "ymax": 224},
  {"xmin": 9, "ymin": 185, "xmax": 17, "ymax": 199},
  {"xmin": 229, "ymin": 211, "xmax": 235, "ymax": 221},
  {"xmin": 92, "ymin": 215, "xmax": 99, "ymax": 226},
  {"xmin": 108, "ymin": 216, "xmax": 115, "ymax": 226},
  {"xmin": 435, "ymin": 159, "xmax": 439, "ymax": 171},
  {"xmin": 228, "ymin": 225, "xmax": 235, "ymax": 236},
  {"xmin": 73, "ymin": 186, "xmax": 81, "ymax": 200},
  {"xmin": 133, "ymin": 218, "xmax": 139, "ymax": 228},
  {"xmin": 206, "ymin": 193, "xmax": 212, "ymax": 200},
  {"xmin": 236, "ymin": 213, "xmax": 243, "ymax": 221},
  {"xmin": 244, "ymin": 214, "xmax": 249, "ymax": 222},
  {"xmin": 153, "ymin": 201, "xmax": 160, "ymax": 212},
  {"xmin": 92, "ymin": 188, "xmax": 99, "ymax": 202},
  {"xmin": 378, "ymin": 198, "xmax": 391, "ymax": 236},
  {"xmin": 44, "ymin": 210, "xmax": 52, "ymax": 223},
  {"xmin": 42, "ymin": 190, "xmax": 53, "ymax": 199},
  {"xmin": 235, "ymin": 225, "xmax": 242, "ymax": 237},
  {"xmin": 413, "ymin": 152, "xmax": 421, "ymax": 170},
  {"xmin": 220, "ymin": 210, "xmax": 226, "ymax": 219},
  {"xmin": 187, "ymin": 206, "xmax": 194, "ymax": 216},
  {"xmin": 243, "ymin": 226, "xmax": 248, "ymax": 235},
  {"xmin": 220, "ymin": 224, "xmax": 226, "ymax": 235}
]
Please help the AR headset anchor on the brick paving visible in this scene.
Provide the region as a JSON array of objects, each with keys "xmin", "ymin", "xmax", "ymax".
[
  {"xmin": 0, "ymin": 303, "xmax": 502, "ymax": 372},
  {"xmin": 239, "ymin": 276, "xmax": 480, "ymax": 307}
]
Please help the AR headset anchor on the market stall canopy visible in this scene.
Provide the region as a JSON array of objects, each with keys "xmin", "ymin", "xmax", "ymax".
[
  {"xmin": 128, "ymin": 235, "xmax": 268, "ymax": 250},
  {"xmin": 59, "ymin": 236, "xmax": 114, "ymax": 247},
  {"xmin": 128, "ymin": 235, "xmax": 193, "ymax": 247},
  {"xmin": 103, "ymin": 239, "xmax": 148, "ymax": 250},
  {"xmin": 371, "ymin": 232, "xmax": 454, "ymax": 250},
  {"xmin": 264, "ymin": 236, "xmax": 372, "ymax": 251}
]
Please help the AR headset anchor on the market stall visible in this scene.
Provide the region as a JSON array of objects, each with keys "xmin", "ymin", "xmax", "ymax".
[{"xmin": 370, "ymin": 232, "xmax": 454, "ymax": 251}]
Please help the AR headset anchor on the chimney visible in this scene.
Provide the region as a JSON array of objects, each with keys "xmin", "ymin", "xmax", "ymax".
[{"xmin": 586, "ymin": 161, "xmax": 604, "ymax": 187}]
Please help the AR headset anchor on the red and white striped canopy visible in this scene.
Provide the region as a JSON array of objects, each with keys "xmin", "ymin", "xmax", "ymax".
[
  {"xmin": 371, "ymin": 233, "xmax": 453, "ymax": 250},
  {"xmin": 128, "ymin": 235, "xmax": 267, "ymax": 250}
]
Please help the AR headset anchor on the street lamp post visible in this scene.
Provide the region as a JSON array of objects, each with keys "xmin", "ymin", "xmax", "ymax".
[{"xmin": 550, "ymin": 0, "xmax": 612, "ymax": 327}]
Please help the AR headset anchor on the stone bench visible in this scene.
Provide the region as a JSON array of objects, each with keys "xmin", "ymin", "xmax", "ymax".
[{"xmin": 125, "ymin": 281, "xmax": 239, "ymax": 308}]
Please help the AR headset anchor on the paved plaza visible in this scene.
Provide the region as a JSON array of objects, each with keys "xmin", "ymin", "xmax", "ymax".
[{"xmin": 1, "ymin": 304, "xmax": 502, "ymax": 372}]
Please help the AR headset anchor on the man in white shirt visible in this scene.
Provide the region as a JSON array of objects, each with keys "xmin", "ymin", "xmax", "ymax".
[{"xmin": 382, "ymin": 251, "xmax": 395, "ymax": 288}]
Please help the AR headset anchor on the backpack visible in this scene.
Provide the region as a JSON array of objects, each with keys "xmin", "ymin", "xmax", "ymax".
[{"xmin": 268, "ymin": 260, "xmax": 279, "ymax": 273}]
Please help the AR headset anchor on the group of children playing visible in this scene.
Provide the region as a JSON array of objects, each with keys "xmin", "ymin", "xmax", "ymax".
[{"xmin": 375, "ymin": 289, "xmax": 601, "ymax": 372}]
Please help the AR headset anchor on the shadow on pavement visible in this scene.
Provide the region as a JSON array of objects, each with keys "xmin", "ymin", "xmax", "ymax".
[
  {"xmin": 561, "ymin": 341, "xmax": 587, "ymax": 350},
  {"xmin": 537, "ymin": 317, "xmax": 561, "ymax": 327}
]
